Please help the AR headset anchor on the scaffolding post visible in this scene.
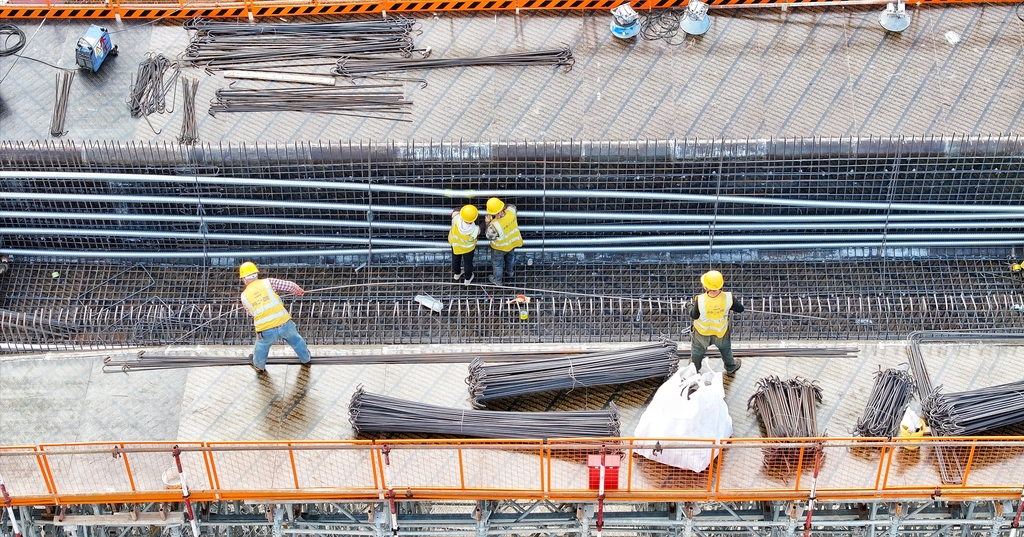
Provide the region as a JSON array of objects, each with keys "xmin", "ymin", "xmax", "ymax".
[
  {"xmin": 0, "ymin": 471, "xmax": 23, "ymax": 537},
  {"xmin": 171, "ymin": 445, "xmax": 201, "ymax": 537}
]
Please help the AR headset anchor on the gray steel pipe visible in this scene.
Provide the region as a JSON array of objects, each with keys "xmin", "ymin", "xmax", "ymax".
[
  {"xmin": 3, "ymin": 239, "xmax": 1015, "ymax": 259},
  {"xmin": 4, "ymin": 170, "xmax": 1024, "ymax": 213}
]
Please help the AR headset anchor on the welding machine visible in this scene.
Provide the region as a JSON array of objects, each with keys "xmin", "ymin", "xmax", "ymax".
[{"xmin": 75, "ymin": 25, "xmax": 118, "ymax": 72}]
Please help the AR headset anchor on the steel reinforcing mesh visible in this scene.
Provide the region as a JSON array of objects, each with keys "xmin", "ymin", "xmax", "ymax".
[{"xmin": 1, "ymin": 136, "xmax": 1023, "ymax": 350}]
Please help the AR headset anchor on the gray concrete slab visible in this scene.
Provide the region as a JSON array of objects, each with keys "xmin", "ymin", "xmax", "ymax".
[
  {"xmin": 1, "ymin": 5, "xmax": 1021, "ymax": 143},
  {"xmin": 4, "ymin": 340, "xmax": 1022, "ymax": 445}
]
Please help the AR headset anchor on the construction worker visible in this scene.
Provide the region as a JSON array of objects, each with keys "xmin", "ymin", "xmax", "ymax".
[
  {"xmin": 238, "ymin": 262, "xmax": 311, "ymax": 373},
  {"xmin": 449, "ymin": 205, "xmax": 480, "ymax": 284},
  {"xmin": 687, "ymin": 270, "xmax": 744, "ymax": 375},
  {"xmin": 484, "ymin": 197, "xmax": 523, "ymax": 285}
]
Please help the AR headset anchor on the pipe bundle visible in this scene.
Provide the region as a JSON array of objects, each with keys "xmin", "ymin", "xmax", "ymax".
[
  {"xmin": 349, "ymin": 387, "xmax": 620, "ymax": 438},
  {"xmin": 922, "ymin": 379, "xmax": 1024, "ymax": 436},
  {"xmin": 747, "ymin": 376, "xmax": 823, "ymax": 474},
  {"xmin": 466, "ymin": 342, "xmax": 677, "ymax": 408},
  {"xmin": 853, "ymin": 368, "xmax": 916, "ymax": 437}
]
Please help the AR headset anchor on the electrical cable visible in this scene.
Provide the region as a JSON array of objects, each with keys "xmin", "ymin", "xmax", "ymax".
[
  {"xmin": 0, "ymin": 23, "xmax": 26, "ymax": 57},
  {"xmin": 640, "ymin": 10, "xmax": 687, "ymax": 45}
]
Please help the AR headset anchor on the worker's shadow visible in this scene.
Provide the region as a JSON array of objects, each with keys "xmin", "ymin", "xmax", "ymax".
[{"xmin": 256, "ymin": 365, "xmax": 316, "ymax": 439}]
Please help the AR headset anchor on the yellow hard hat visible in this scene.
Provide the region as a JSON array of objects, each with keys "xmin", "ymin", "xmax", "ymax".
[
  {"xmin": 460, "ymin": 205, "xmax": 479, "ymax": 222},
  {"xmin": 239, "ymin": 261, "xmax": 259, "ymax": 279},
  {"xmin": 486, "ymin": 197, "xmax": 505, "ymax": 215},
  {"xmin": 701, "ymin": 270, "xmax": 724, "ymax": 291}
]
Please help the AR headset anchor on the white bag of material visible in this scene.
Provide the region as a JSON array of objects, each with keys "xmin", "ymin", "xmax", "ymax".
[{"xmin": 633, "ymin": 363, "xmax": 733, "ymax": 472}]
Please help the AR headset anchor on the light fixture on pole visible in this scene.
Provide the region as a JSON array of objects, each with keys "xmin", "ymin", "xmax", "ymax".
[
  {"xmin": 610, "ymin": 2, "xmax": 641, "ymax": 39},
  {"xmin": 679, "ymin": 0, "xmax": 711, "ymax": 36},
  {"xmin": 879, "ymin": 0, "xmax": 910, "ymax": 32}
]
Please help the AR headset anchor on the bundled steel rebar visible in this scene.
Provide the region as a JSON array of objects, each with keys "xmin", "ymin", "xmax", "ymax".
[
  {"xmin": 332, "ymin": 47, "xmax": 575, "ymax": 76},
  {"xmin": 208, "ymin": 85, "xmax": 412, "ymax": 120},
  {"xmin": 922, "ymin": 379, "xmax": 1024, "ymax": 436},
  {"xmin": 49, "ymin": 70, "xmax": 74, "ymax": 137},
  {"xmin": 853, "ymin": 367, "xmax": 916, "ymax": 437},
  {"xmin": 349, "ymin": 387, "xmax": 620, "ymax": 438},
  {"xmin": 127, "ymin": 54, "xmax": 181, "ymax": 118},
  {"xmin": 747, "ymin": 376, "xmax": 824, "ymax": 475},
  {"xmin": 183, "ymin": 18, "xmax": 417, "ymax": 69},
  {"xmin": 177, "ymin": 77, "xmax": 200, "ymax": 145},
  {"xmin": 467, "ymin": 342, "xmax": 677, "ymax": 408}
]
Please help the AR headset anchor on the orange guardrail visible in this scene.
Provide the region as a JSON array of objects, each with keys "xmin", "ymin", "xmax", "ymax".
[
  {"xmin": 3, "ymin": 437, "xmax": 1024, "ymax": 506},
  {"xmin": 0, "ymin": 0, "xmax": 1016, "ymax": 20}
]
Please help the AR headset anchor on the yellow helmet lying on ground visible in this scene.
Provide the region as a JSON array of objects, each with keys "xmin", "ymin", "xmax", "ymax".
[
  {"xmin": 460, "ymin": 205, "xmax": 479, "ymax": 222},
  {"xmin": 486, "ymin": 197, "xmax": 505, "ymax": 215},
  {"xmin": 701, "ymin": 270, "xmax": 724, "ymax": 291},
  {"xmin": 239, "ymin": 261, "xmax": 259, "ymax": 279}
]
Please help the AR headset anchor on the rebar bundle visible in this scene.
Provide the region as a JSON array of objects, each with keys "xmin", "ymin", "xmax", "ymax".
[
  {"xmin": 331, "ymin": 47, "xmax": 575, "ymax": 76},
  {"xmin": 853, "ymin": 368, "xmax": 916, "ymax": 437},
  {"xmin": 177, "ymin": 77, "xmax": 200, "ymax": 145},
  {"xmin": 349, "ymin": 387, "xmax": 620, "ymax": 438},
  {"xmin": 49, "ymin": 70, "xmax": 74, "ymax": 137},
  {"xmin": 466, "ymin": 342, "xmax": 677, "ymax": 408},
  {"xmin": 183, "ymin": 18, "xmax": 417, "ymax": 69},
  {"xmin": 922, "ymin": 379, "xmax": 1024, "ymax": 436},
  {"xmin": 127, "ymin": 54, "xmax": 181, "ymax": 118},
  {"xmin": 208, "ymin": 85, "xmax": 411, "ymax": 120},
  {"xmin": 747, "ymin": 376, "xmax": 824, "ymax": 475}
]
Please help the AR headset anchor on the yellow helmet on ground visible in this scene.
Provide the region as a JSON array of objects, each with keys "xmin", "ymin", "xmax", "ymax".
[
  {"xmin": 486, "ymin": 197, "xmax": 505, "ymax": 215},
  {"xmin": 460, "ymin": 205, "xmax": 479, "ymax": 222},
  {"xmin": 239, "ymin": 261, "xmax": 259, "ymax": 279},
  {"xmin": 701, "ymin": 270, "xmax": 724, "ymax": 291}
]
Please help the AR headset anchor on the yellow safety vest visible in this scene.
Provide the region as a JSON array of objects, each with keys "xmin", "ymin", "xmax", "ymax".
[
  {"xmin": 448, "ymin": 216, "xmax": 478, "ymax": 254},
  {"xmin": 489, "ymin": 208, "xmax": 523, "ymax": 252},
  {"xmin": 242, "ymin": 279, "xmax": 291, "ymax": 332},
  {"xmin": 692, "ymin": 292, "xmax": 733, "ymax": 337}
]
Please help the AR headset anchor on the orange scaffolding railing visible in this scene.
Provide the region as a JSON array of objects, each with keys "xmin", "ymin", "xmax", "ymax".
[
  {"xmin": 2, "ymin": 436, "xmax": 1024, "ymax": 506},
  {"xmin": 0, "ymin": 0, "xmax": 1014, "ymax": 20}
]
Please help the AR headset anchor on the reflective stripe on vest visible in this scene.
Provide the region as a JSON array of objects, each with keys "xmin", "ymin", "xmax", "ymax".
[
  {"xmin": 692, "ymin": 291, "xmax": 733, "ymax": 337},
  {"xmin": 490, "ymin": 209, "xmax": 523, "ymax": 252},
  {"xmin": 242, "ymin": 279, "xmax": 291, "ymax": 332},
  {"xmin": 448, "ymin": 217, "xmax": 478, "ymax": 254}
]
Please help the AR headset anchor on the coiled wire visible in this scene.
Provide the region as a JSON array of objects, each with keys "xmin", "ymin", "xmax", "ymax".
[{"xmin": 0, "ymin": 23, "xmax": 27, "ymax": 57}]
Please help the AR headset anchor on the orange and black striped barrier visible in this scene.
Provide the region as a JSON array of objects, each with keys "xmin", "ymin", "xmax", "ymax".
[{"xmin": 0, "ymin": 0, "xmax": 1015, "ymax": 20}]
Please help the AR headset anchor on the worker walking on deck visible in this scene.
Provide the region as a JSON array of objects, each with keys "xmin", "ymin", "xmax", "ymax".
[
  {"xmin": 484, "ymin": 197, "xmax": 523, "ymax": 285},
  {"xmin": 687, "ymin": 270, "xmax": 744, "ymax": 375},
  {"xmin": 449, "ymin": 205, "xmax": 480, "ymax": 284},
  {"xmin": 239, "ymin": 262, "xmax": 311, "ymax": 373}
]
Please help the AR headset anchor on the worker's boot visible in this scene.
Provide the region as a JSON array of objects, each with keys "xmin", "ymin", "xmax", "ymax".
[{"xmin": 725, "ymin": 359, "xmax": 742, "ymax": 375}]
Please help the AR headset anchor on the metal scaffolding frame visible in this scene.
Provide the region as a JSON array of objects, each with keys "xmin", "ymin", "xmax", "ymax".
[{"xmin": 3, "ymin": 499, "xmax": 1021, "ymax": 537}]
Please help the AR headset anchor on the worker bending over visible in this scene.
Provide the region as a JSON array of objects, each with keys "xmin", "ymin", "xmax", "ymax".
[
  {"xmin": 449, "ymin": 205, "xmax": 480, "ymax": 284},
  {"xmin": 239, "ymin": 262, "xmax": 312, "ymax": 373},
  {"xmin": 484, "ymin": 197, "xmax": 523, "ymax": 285},
  {"xmin": 687, "ymin": 270, "xmax": 744, "ymax": 375}
]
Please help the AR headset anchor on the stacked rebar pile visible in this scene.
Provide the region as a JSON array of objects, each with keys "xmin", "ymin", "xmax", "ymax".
[
  {"xmin": 182, "ymin": 18, "xmax": 417, "ymax": 69},
  {"xmin": 853, "ymin": 368, "xmax": 916, "ymax": 437},
  {"xmin": 49, "ymin": 70, "xmax": 74, "ymax": 137},
  {"xmin": 466, "ymin": 342, "xmax": 677, "ymax": 408},
  {"xmin": 208, "ymin": 85, "xmax": 411, "ymax": 119},
  {"xmin": 922, "ymin": 379, "xmax": 1024, "ymax": 436},
  {"xmin": 747, "ymin": 376, "xmax": 823, "ymax": 473},
  {"xmin": 349, "ymin": 387, "xmax": 620, "ymax": 438},
  {"xmin": 127, "ymin": 53, "xmax": 180, "ymax": 118},
  {"xmin": 177, "ymin": 77, "xmax": 200, "ymax": 145},
  {"xmin": 332, "ymin": 47, "xmax": 575, "ymax": 76}
]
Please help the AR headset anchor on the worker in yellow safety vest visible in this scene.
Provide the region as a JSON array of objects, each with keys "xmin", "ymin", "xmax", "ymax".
[
  {"xmin": 239, "ymin": 261, "xmax": 312, "ymax": 373},
  {"xmin": 449, "ymin": 205, "xmax": 480, "ymax": 284},
  {"xmin": 484, "ymin": 197, "xmax": 523, "ymax": 286},
  {"xmin": 686, "ymin": 270, "xmax": 745, "ymax": 375}
]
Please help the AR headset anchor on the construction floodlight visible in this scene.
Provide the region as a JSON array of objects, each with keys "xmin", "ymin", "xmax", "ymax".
[
  {"xmin": 879, "ymin": 0, "xmax": 910, "ymax": 32},
  {"xmin": 610, "ymin": 3, "xmax": 641, "ymax": 39},
  {"xmin": 679, "ymin": 0, "xmax": 711, "ymax": 36}
]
